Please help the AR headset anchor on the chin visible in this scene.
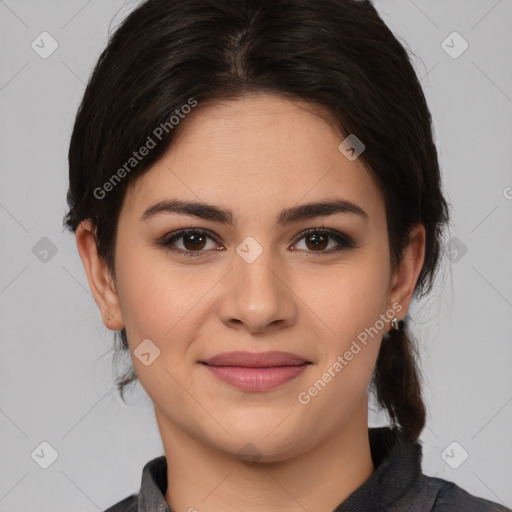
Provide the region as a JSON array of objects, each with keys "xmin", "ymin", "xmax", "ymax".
[{"xmin": 205, "ymin": 414, "xmax": 309, "ymax": 463}]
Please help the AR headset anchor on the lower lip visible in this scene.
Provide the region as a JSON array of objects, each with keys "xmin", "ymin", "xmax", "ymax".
[{"xmin": 203, "ymin": 364, "xmax": 309, "ymax": 391}]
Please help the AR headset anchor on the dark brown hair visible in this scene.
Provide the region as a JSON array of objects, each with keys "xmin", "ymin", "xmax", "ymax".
[{"xmin": 64, "ymin": 0, "xmax": 449, "ymax": 442}]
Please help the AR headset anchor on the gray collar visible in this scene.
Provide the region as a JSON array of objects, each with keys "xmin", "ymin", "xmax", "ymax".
[{"xmin": 135, "ymin": 427, "xmax": 430, "ymax": 512}]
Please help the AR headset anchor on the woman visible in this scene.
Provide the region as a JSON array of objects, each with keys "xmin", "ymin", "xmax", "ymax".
[{"xmin": 63, "ymin": 0, "xmax": 511, "ymax": 510}]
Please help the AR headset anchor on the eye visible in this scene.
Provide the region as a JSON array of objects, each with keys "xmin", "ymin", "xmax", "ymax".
[
  {"xmin": 158, "ymin": 228, "xmax": 355, "ymax": 258},
  {"xmin": 159, "ymin": 229, "xmax": 221, "ymax": 257},
  {"xmin": 292, "ymin": 228, "xmax": 355, "ymax": 255}
]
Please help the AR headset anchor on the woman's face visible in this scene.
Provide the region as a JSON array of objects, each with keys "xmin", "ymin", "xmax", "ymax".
[{"xmin": 81, "ymin": 93, "xmax": 423, "ymax": 461}]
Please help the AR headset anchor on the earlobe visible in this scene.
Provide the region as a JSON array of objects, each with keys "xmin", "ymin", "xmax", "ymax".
[
  {"xmin": 75, "ymin": 220, "xmax": 124, "ymax": 331},
  {"xmin": 387, "ymin": 224, "xmax": 426, "ymax": 317}
]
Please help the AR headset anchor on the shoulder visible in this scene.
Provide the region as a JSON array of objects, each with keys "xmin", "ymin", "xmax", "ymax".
[
  {"xmin": 101, "ymin": 455, "xmax": 168, "ymax": 512},
  {"xmin": 103, "ymin": 494, "xmax": 138, "ymax": 512},
  {"xmin": 421, "ymin": 474, "xmax": 511, "ymax": 512}
]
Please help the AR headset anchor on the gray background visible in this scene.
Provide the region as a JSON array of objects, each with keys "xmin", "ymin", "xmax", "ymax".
[{"xmin": 1, "ymin": 0, "xmax": 511, "ymax": 510}]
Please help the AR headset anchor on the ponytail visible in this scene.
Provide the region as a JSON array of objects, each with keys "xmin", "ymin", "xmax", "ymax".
[
  {"xmin": 372, "ymin": 318, "xmax": 426, "ymax": 442},
  {"xmin": 113, "ymin": 328, "xmax": 138, "ymax": 402}
]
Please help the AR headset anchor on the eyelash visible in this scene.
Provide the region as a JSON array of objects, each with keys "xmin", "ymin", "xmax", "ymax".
[{"xmin": 158, "ymin": 228, "xmax": 356, "ymax": 258}]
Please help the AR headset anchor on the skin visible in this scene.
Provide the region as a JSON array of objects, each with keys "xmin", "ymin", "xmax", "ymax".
[{"xmin": 76, "ymin": 93, "xmax": 425, "ymax": 512}]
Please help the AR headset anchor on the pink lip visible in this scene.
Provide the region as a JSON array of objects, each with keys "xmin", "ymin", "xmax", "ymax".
[{"xmin": 201, "ymin": 351, "xmax": 311, "ymax": 391}]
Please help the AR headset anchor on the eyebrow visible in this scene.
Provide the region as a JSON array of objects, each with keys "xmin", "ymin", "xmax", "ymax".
[{"xmin": 140, "ymin": 198, "xmax": 369, "ymax": 225}]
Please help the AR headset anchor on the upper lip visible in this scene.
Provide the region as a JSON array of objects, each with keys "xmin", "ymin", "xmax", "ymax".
[{"xmin": 201, "ymin": 351, "xmax": 311, "ymax": 367}]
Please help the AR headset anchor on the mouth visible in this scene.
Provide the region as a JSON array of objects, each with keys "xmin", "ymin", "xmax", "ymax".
[{"xmin": 200, "ymin": 351, "xmax": 312, "ymax": 392}]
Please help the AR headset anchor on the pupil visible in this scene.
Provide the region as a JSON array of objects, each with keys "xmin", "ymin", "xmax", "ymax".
[
  {"xmin": 307, "ymin": 234, "xmax": 327, "ymax": 251},
  {"xmin": 181, "ymin": 233, "xmax": 329, "ymax": 252},
  {"xmin": 184, "ymin": 234, "xmax": 205, "ymax": 250}
]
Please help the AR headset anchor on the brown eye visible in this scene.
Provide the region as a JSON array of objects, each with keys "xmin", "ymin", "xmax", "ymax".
[
  {"xmin": 159, "ymin": 229, "xmax": 219, "ymax": 256},
  {"xmin": 304, "ymin": 232, "xmax": 329, "ymax": 251},
  {"xmin": 293, "ymin": 229, "xmax": 356, "ymax": 255},
  {"xmin": 159, "ymin": 228, "xmax": 355, "ymax": 258},
  {"xmin": 182, "ymin": 233, "xmax": 207, "ymax": 251}
]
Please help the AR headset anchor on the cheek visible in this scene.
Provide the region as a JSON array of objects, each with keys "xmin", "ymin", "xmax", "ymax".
[
  {"xmin": 116, "ymin": 242, "xmax": 390, "ymax": 343},
  {"xmin": 295, "ymin": 260, "xmax": 389, "ymax": 415},
  {"xmin": 114, "ymin": 246, "xmax": 197, "ymax": 351},
  {"xmin": 113, "ymin": 250, "xmax": 206, "ymax": 402},
  {"xmin": 297, "ymin": 257, "xmax": 390, "ymax": 349},
  {"xmin": 114, "ymin": 227, "xmax": 391, "ymax": 384}
]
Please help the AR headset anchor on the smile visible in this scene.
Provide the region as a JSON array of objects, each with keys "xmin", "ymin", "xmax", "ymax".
[{"xmin": 200, "ymin": 351, "xmax": 311, "ymax": 392}]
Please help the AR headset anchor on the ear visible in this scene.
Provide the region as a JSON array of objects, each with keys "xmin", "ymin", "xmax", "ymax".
[
  {"xmin": 75, "ymin": 219, "xmax": 124, "ymax": 331},
  {"xmin": 387, "ymin": 224, "xmax": 426, "ymax": 319}
]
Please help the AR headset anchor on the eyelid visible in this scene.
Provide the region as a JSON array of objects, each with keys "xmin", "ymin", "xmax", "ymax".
[
  {"xmin": 291, "ymin": 227, "xmax": 356, "ymax": 251},
  {"xmin": 158, "ymin": 227, "xmax": 356, "ymax": 256},
  {"xmin": 158, "ymin": 228, "xmax": 221, "ymax": 257}
]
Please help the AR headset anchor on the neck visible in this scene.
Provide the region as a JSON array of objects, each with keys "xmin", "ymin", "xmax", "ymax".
[{"xmin": 157, "ymin": 402, "xmax": 375, "ymax": 512}]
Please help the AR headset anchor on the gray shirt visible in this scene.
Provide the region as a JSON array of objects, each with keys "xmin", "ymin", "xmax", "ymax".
[{"xmin": 104, "ymin": 427, "xmax": 511, "ymax": 511}]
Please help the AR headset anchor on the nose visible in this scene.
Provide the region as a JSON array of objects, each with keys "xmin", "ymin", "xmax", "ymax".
[{"xmin": 217, "ymin": 247, "xmax": 298, "ymax": 334}]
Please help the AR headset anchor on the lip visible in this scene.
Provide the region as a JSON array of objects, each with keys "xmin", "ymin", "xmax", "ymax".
[
  {"xmin": 202, "ymin": 351, "xmax": 310, "ymax": 367},
  {"xmin": 200, "ymin": 351, "xmax": 311, "ymax": 392}
]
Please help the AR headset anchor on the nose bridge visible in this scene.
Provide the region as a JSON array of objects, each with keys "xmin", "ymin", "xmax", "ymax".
[
  {"xmin": 218, "ymin": 237, "xmax": 296, "ymax": 332},
  {"xmin": 234, "ymin": 238, "xmax": 283, "ymax": 303}
]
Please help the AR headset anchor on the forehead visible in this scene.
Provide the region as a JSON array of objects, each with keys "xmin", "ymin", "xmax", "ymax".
[{"xmin": 121, "ymin": 94, "xmax": 385, "ymax": 228}]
